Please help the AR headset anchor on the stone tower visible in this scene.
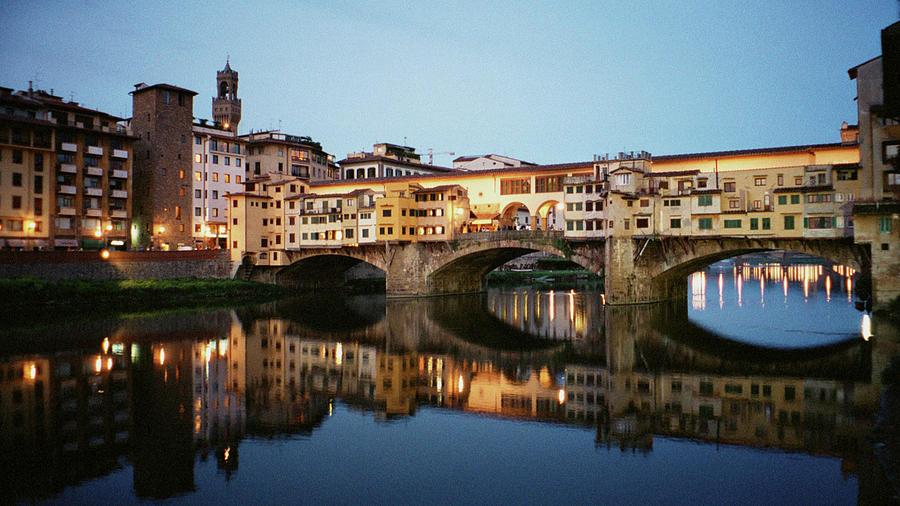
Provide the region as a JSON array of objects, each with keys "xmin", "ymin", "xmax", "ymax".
[{"xmin": 213, "ymin": 58, "xmax": 241, "ymax": 133}]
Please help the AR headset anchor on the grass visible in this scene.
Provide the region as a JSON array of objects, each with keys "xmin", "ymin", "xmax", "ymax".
[{"xmin": 486, "ymin": 269, "xmax": 602, "ymax": 289}]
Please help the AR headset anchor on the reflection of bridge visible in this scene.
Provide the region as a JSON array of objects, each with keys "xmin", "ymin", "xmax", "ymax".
[{"xmin": 246, "ymin": 231, "xmax": 869, "ymax": 304}]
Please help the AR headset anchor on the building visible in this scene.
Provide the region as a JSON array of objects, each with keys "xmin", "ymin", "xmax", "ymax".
[
  {"xmin": 212, "ymin": 59, "xmax": 241, "ymax": 134},
  {"xmin": 0, "ymin": 84, "xmax": 134, "ymax": 250},
  {"xmin": 192, "ymin": 121, "xmax": 245, "ymax": 248},
  {"xmin": 241, "ymin": 130, "xmax": 337, "ymax": 182},
  {"xmin": 452, "ymin": 154, "xmax": 533, "ymax": 171},
  {"xmin": 228, "ymin": 172, "xmax": 308, "ymax": 265},
  {"xmin": 130, "ymin": 82, "xmax": 198, "ymax": 250},
  {"xmin": 849, "ymin": 21, "xmax": 900, "ymax": 304},
  {"xmin": 340, "ymin": 143, "xmax": 456, "ymax": 180}
]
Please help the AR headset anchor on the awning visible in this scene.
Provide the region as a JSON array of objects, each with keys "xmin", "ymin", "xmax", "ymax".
[
  {"xmin": 81, "ymin": 238, "xmax": 105, "ymax": 249},
  {"xmin": 6, "ymin": 239, "xmax": 26, "ymax": 247},
  {"xmin": 471, "ymin": 218, "xmax": 497, "ymax": 225},
  {"xmin": 31, "ymin": 240, "xmax": 48, "ymax": 248},
  {"xmin": 55, "ymin": 238, "xmax": 79, "ymax": 247}
]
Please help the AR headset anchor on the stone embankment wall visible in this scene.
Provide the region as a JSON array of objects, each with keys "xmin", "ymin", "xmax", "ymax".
[{"xmin": 0, "ymin": 250, "xmax": 232, "ymax": 280}]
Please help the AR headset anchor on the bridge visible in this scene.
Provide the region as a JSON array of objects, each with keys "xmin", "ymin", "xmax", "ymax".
[{"xmin": 242, "ymin": 230, "xmax": 870, "ymax": 305}]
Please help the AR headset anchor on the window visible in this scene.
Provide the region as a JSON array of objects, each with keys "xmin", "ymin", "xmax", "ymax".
[
  {"xmin": 670, "ymin": 218, "xmax": 681, "ymax": 228},
  {"xmin": 174, "ymin": 206, "xmax": 181, "ymax": 219},
  {"xmin": 195, "ymin": 171, "xmax": 201, "ymax": 181},
  {"xmin": 762, "ymin": 218, "xmax": 770, "ymax": 230},
  {"xmin": 12, "ymin": 172, "xmax": 22, "ymax": 186},
  {"xmin": 879, "ymin": 216, "xmax": 893, "ymax": 233},
  {"xmin": 195, "ymin": 207, "xmax": 202, "ymax": 216},
  {"xmin": 212, "ymin": 155, "xmax": 219, "ymax": 164},
  {"xmin": 12, "ymin": 150, "xmax": 23, "ymax": 164},
  {"xmin": 778, "ymin": 195, "xmax": 787, "ymax": 205},
  {"xmin": 636, "ymin": 218, "xmax": 649, "ymax": 228},
  {"xmin": 794, "ymin": 176, "xmax": 802, "ymax": 185},
  {"xmin": 750, "ymin": 218, "xmax": 758, "ymax": 230},
  {"xmin": 12, "ymin": 195, "xmax": 22, "ymax": 209},
  {"xmin": 697, "ymin": 195, "xmax": 713, "ymax": 206},
  {"xmin": 535, "ymin": 175, "xmax": 564, "ymax": 193},
  {"xmin": 500, "ymin": 178, "xmax": 530, "ymax": 195},
  {"xmin": 729, "ymin": 199, "xmax": 740, "ymax": 209},
  {"xmin": 723, "ymin": 182, "xmax": 736, "ymax": 192},
  {"xmin": 382, "ymin": 209, "xmax": 391, "ymax": 217},
  {"xmin": 615, "ymin": 172, "xmax": 631, "ymax": 185},
  {"xmin": 698, "ymin": 218, "xmax": 713, "ymax": 230},
  {"xmin": 784, "ymin": 215, "xmax": 795, "ymax": 230},
  {"xmin": 777, "ymin": 174, "xmax": 784, "ymax": 186},
  {"xmin": 754, "ymin": 176, "xmax": 766, "ymax": 186},
  {"xmin": 790, "ymin": 194, "xmax": 800, "ymax": 204},
  {"xmin": 724, "ymin": 219, "xmax": 741, "ymax": 229}
]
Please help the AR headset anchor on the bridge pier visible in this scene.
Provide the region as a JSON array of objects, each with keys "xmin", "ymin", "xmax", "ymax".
[{"xmin": 603, "ymin": 237, "xmax": 682, "ymax": 305}]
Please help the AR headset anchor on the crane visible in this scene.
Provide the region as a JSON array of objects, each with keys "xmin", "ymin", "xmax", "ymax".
[{"xmin": 424, "ymin": 148, "xmax": 455, "ymax": 165}]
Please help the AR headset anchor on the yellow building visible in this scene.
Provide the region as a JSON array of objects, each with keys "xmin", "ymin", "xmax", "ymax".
[
  {"xmin": 375, "ymin": 182, "xmax": 420, "ymax": 242},
  {"xmin": 413, "ymin": 184, "xmax": 470, "ymax": 240}
]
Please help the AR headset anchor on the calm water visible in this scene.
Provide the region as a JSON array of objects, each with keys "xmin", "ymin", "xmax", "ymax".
[{"xmin": 1, "ymin": 257, "xmax": 893, "ymax": 504}]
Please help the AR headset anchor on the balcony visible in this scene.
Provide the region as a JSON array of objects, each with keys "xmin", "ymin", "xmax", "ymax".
[
  {"xmin": 58, "ymin": 207, "xmax": 76, "ymax": 216},
  {"xmin": 60, "ymin": 142, "xmax": 77, "ymax": 152},
  {"xmin": 87, "ymin": 145, "xmax": 103, "ymax": 156},
  {"xmin": 111, "ymin": 189, "xmax": 127, "ymax": 199},
  {"xmin": 112, "ymin": 149, "xmax": 128, "ymax": 159},
  {"xmin": 59, "ymin": 163, "xmax": 77, "ymax": 174},
  {"xmin": 86, "ymin": 166, "xmax": 103, "ymax": 177},
  {"xmin": 85, "ymin": 188, "xmax": 103, "ymax": 197},
  {"xmin": 111, "ymin": 169, "xmax": 128, "ymax": 179},
  {"xmin": 111, "ymin": 210, "xmax": 127, "ymax": 218},
  {"xmin": 85, "ymin": 208, "xmax": 102, "ymax": 217},
  {"xmin": 59, "ymin": 185, "xmax": 77, "ymax": 195}
]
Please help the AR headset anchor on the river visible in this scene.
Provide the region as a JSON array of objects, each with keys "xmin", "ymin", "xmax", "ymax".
[{"xmin": 1, "ymin": 255, "xmax": 896, "ymax": 504}]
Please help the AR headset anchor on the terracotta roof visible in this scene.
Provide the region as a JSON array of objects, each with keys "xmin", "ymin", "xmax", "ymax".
[
  {"xmin": 773, "ymin": 185, "xmax": 833, "ymax": 193},
  {"xmin": 225, "ymin": 192, "xmax": 271, "ymax": 198},
  {"xmin": 648, "ymin": 170, "xmax": 700, "ymax": 177},
  {"xmin": 651, "ymin": 142, "xmax": 851, "ymax": 162},
  {"xmin": 692, "ymin": 189, "xmax": 722, "ymax": 195},
  {"xmin": 413, "ymin": 184, "xmax": 464, "ymax": 194},
  {"xmin": 130, "ymin": 83, "xmax": 198, "ymax": 96},
  {"xmin": 338, "ymin": 154, "xmax": 456, "ymax": 172}
]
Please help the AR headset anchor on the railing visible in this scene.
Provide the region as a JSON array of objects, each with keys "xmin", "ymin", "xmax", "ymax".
[{"xmin": 452, "ymin": 229, "xmax": 564, "ymax": 242}]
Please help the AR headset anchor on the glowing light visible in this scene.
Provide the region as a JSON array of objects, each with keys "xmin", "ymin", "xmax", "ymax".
[
  {"xmin": 457, "ymin": 375, "xmax": 465, "ymax": 393},
  {"xmin": 159, "ymin": 347, "xmax": 166, "ymax": 366},
  {"xmin": 110, "ymin": 240, "xmax": 124, "ymax": 246},
  {"xmin": 205, "ymin": 342, "xmax": 213, "ymax": 363},
  {"xmin": 105, "ymin": 223, "xmax": 113, "ymax": 231},
  {"xmin": 219, "ymin": 339, "xmax": 228, "ymax": 357},
  {"xmin": 223, "ymin": 122, "xmax": 230, "ymax": 130},
  {"xmin": 558, "ymin": 388, "xmax": 566, "ymax": 404},
  {"xmin": 555, "ymin": 202, "xmax": 564, "ymax": 210},
  {"xmin": 27, "ymin": 363, "xmax": 37, "ymax": 380},
  {"xmin": 107, "ymin": 357, "xmax": 113, "ymax": 370},
  {"xmin": 158, "ymin": 226, "xmax": 166, "ymax": 234},
  {"xmin": 102, "ymin": 337, "xmax": 110, "ymax": 354},
  {"xmin": 95, "ymin": 356, "xmax": 103, "ymax": 373},
  {"xmin": 335, "ymin": 343, "xmax": 343, "ymax": 366},
  {"xmin": 25, "ymin": 220, "xmax": 36, "ymax": 232},
  {"xmin": 93, "ymin": 228, "xmax": 102, "ymax": 238},
  {"xmin": 100, "ymin": 249, "xmax": 110, "ymax": 259},
  {"xmin": 861, "ymin": 314, "xmax": 872, "ymax": 341}
]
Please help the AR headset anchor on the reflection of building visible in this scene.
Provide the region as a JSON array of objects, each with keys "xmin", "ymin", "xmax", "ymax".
[
  {"xmin": 376, "ymin": 352, "xmax": 417, "ymax": 417},
  {"xmin": 466, "ymin": 366, "xmax": 565, "ymax": 420}
]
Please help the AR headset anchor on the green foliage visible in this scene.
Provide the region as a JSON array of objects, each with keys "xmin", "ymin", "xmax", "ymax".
[{"xmin": 551, "ymin": 238, "xmax": 573, "ymax": 258}]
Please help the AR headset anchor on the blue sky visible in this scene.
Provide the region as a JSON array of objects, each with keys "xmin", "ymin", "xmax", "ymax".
[{"xmin": 1, "ymin": 1, "xmax": 896, "ymax": 165}]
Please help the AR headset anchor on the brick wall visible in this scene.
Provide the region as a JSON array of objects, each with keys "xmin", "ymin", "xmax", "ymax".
[{"xmin": 0, "ymin": 250, "xmax": 231, "ymax": 280}]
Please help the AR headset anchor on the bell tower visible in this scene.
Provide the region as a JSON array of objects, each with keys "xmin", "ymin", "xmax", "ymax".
[{"xmin": 213, "ymin": 57, "xmax": 241, "ymax": 133}]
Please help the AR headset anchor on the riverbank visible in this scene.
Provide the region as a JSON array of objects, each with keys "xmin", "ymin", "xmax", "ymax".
[
  {"xmin": 0, "ymin": 277, "xmax": 291, "ymax": 322},
  {"xmin": 486, "ymin": 269, "xmax": 602, "ymax": 289}
]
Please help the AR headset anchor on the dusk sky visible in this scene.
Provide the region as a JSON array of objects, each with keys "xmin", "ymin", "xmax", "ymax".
[{"xmin": 1, "ymin": 1, "xmax": 897, "ymax": 165}]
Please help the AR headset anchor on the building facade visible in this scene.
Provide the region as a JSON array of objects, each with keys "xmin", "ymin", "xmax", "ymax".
[{"xmin": 0, "ymin": 85, "xmax": 134, "ymax": 250}]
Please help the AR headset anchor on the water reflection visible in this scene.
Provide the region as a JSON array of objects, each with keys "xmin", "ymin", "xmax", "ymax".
[{"xmin": 0, "ymin": 281, "xmax": 892, "ymax": 503}]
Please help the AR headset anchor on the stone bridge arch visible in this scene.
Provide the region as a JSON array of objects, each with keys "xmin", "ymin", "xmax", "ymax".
[
  {"xmin": 604, "ymin": 236, "xmax": 870, "ymax": 305},
  {"xmin": 384, "ymin": 232, "xmax": 605, "ymax": 297},
  {"xmin": 265, "ymin": 245, "xmax": 389, "ymax": 290}
]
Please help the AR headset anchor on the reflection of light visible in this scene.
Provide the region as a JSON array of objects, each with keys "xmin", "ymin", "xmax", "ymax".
[
  {"xmin": 458, "ymin": 375, "xmax": 464, "ymax": 393},
  {"xmin": 549, "ymin": 291, "xmax": 555, "ymax": 321},
  {"xmin": 825, "ymin": 274, "xmax": 832, "ymax": 301},
  {"xmin": 335, "ymin": 343, "xmax": 343, "ymax": 366},
  {"xmin": 224, "ymin": 447, "xmax": 231, "ymax": 462},
  {"xmin": 568, "ymin": 290, "xmax": 575, "ymax": 324},
  {"xmin": 718, "ymin": 272, "xmax": 724, "ymax": 309},
  {"xmin": 558, "ymin": 389, "xmax": 566, "ymax": 404},
  {"xmin": 159, "ymin": 347, "xmax": 166, "ymax": 366},
  {"xmin": 100, "ymin": 249, "xmax": 110, "ymax": 259},
  {"xmin": 436, "ymin": 376, "xmax": 442, "ymax": 392},
  {"xmin": 219, "ymin": 339, "xmax": 228, "ymax": 357},
  {"xmin": 205, "ymin": 342, "xmax": 213, "ymax": 363},
  {"xmin": 736, "ymin": 272, "xmax": 743, "ymax": 307},
  {"xmin": 759, "ymin": 276, "xmax": 764, "ymax": 307},
  {"xmin": 95, "ymin": 356, "xmax": 103, "ymax": 373},
  {"xmin": 783, "ymin": 275, "xmax": 788, "ymax": 298},
  {"xmin": 691, "ymin": 271, "xmax": 706, "ymax": 310},
  {"xmin": 803, "ymin": 268, "xmax": 809, "ymax": 300},
  {"xmin": 861, "ymin": 314, "xmax": 872, "ymax": 341},
  {"xmin": 27, "ymin": 363, "xmax": 37, "ymax": 380},
  {"xmin": 102, "ymin": 337, "xmax": 110, "ymax": 354},
  {"xmin": 847, "ymin": 277, "xmax": 853, "ymax": 303},
  {"xmin": 107, "ymin": 357, "xmax": 113, "ymax": 370}
]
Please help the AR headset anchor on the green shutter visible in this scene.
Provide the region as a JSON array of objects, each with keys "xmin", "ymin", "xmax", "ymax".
[{"xmin": 803, "ymin": 217, "xmax": 809, "ymax": 228}]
